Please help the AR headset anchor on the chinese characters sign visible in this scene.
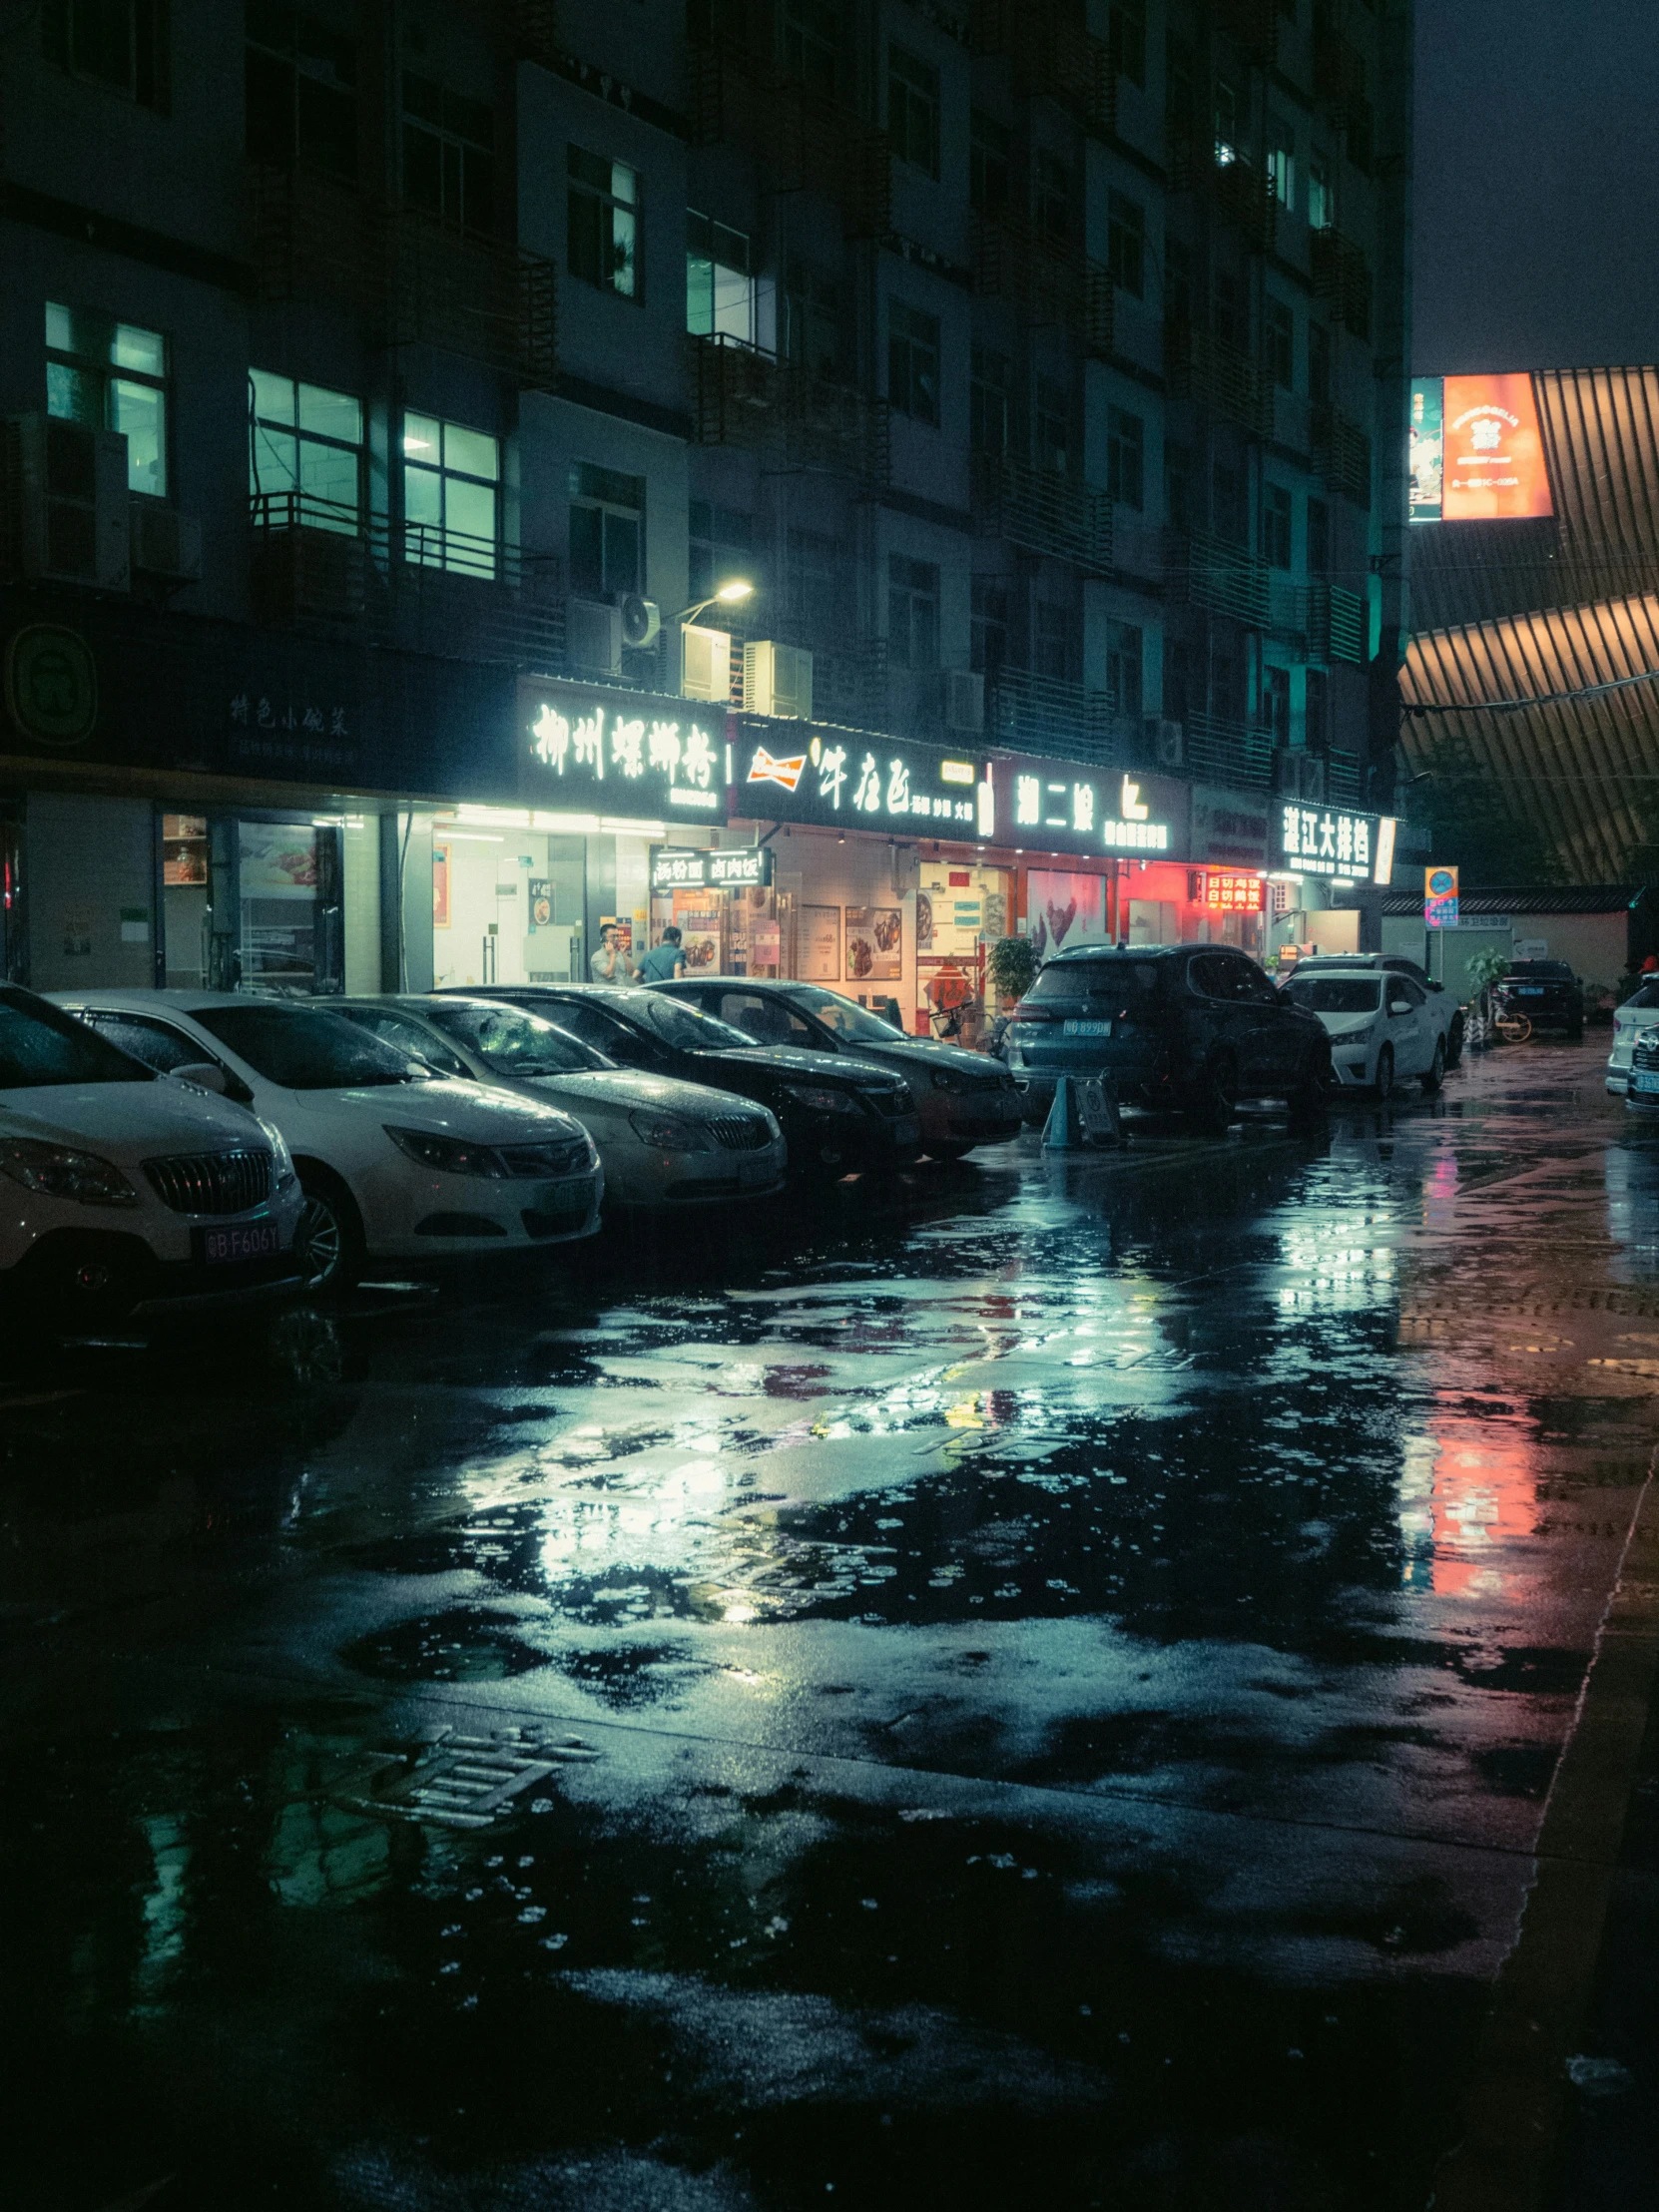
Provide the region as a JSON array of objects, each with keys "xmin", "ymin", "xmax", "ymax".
[
  {"xmin": 1424, "ymin": 863, "xmax": 1459, "ymax": 929},
  {"xmin": 1006, "ymin": 760, "xmax": 1188, "ymax": 860},
  {"xmin": 1277, "ymin": 804, "xmax": 1397, "ymax": 884},
  {"xmin": 520, "ymin": 679, "xmax": 728, "ymax": 821},
  {"xmin": 651, "ymin": 845, "xmax": 774, "ymax": 891},
  {"xmin": 1425, "ymin": 373, "xmax": 1553, "ymax": 521},
  {"xmin": 1201, "ymin": 870, "xmax": 1266, "ymax": 911},
  {"xmin": 737, "ymin": 730, "xmax": 997, "ymax": 838}
]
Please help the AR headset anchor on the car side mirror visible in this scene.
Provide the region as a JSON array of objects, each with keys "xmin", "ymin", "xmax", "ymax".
[{"xmin": 173, "ymin": 1062, "xmax": 229, "ymax": 1096}]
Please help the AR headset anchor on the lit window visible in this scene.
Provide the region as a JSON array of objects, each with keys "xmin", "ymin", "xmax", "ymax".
[
  {"xmin": 1308, "ymin": 151, "xmax": 1333, "ymax": 231},
  {"xmin": 568, "ymin": 146, "xmax": 640, "ymax": 299},
  {"xmin": 686, "ymin": 212, "xmax": 755, "ymax": 344},
  {"xmin": 402, "ymin": 414, "xmax": 499, "ymax": 577},
  {"xmin": 249, "ymin": 370, "xmax": 362, "ymax": 532},
  {"xmin": 1268, "ymin": 116, "xmax": 1296, "ymax": 209},
  {"xmin": 45, "ymin": 301, "xmax": 168, "ymax": 497}
]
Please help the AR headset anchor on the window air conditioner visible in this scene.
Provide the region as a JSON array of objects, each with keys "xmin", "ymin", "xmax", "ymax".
[
  {"xmin": 617, "ymin": 591, "xmax": 661, "ymax": 648},
  {"xmin": 681, "ymin": 622, "xmax": 732, "ymax": 702},
  {"xmin": 943, "ymin": 668, "xmax": 984, "ymax": 734},
  {"xmin": 8, "ymin": 413, "xmax": 130, "ymax": 591},
  {"xmin": 744, "ymin": 639, "xmax": 814, "ymax": 720},
  {"xmin": 566, "ymin": 598, "xmax": 623, "ymax": 676},
  {"xmin": 1145, "ymin": 715, "xmax": 1184, "ymax": 768},
  {"xmin": 131, "ymin": 503, "xmax": 203, "ymax": 583}
]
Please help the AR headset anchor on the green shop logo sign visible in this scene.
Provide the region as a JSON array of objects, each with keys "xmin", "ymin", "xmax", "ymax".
[{"xmin": 4, "ymin": 624, "xmax": 98, "ymax": 748}]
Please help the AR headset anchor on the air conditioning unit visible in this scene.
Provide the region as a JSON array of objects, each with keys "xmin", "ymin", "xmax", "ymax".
[
  {"xmin": 8, "ymin": 413, "xmax": 130, "ymax": 590},
  {"xmin": 744, "ymin": 639, "xmax": 814, "ymax": 720},
  {"xmin": 566, "ymin": 598, "xmax": 623, "ymax": 676},
  {"xmin": 1278, "ymin": 748, "xmax": 1326, "ymax": 801},
  {"xmin": 681, "ymin": 622, "xmax": 732, "ymax": 703},
  {"xmin": 617, "ymin": 591, "xmax": 661, "ymax": 648},
  {"xmin": 943, "ymin": 667, "xmax": 984, "ymax": 734},
  {"xmin": 1145, "ymin": 716, "xmax": 1184, "ymax": 769},
  {"xmin": 131, "ymin": 503, "xmax": 202, "ymax": 583}
]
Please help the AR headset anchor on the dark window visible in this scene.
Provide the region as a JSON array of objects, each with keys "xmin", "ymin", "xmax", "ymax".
[
  {"xmin": 970, "ymin": 110, "xmax": 1011, "ymax": 216},
  {"xmin": 1309, "ymin": 320, "xmax": 1333, "ymax": 404},
  {"xmin": 888, "ymin": 555, "xmax": 939, "ymax": 669},
  {"xmin": 1211, "ymin": 633, "xmax": 1246, "ymax": 722},
  {"xmin": 46, "ymin": 301, "xmax": 168, "ymax": 499},
  {"xmin": 1106, "ymin": 621, "xmax": 1142, "ymax": 714},
  {"xmin": 569, "ymin": 462, "xmax": 643, "ymax": 598},
  {"xmin": 687, "ymin": 0, "xmax": 749, "ymax": 42},
  {"xmin": 689, "ymin": 499, "xmax": 755, "ymax": 604},
  {"xmin": 1166, "ymin": 31, "xmax": 1196, "ymax": 133},
  {"xmin": 781, "ymin": 0, "xmax": 837, "ymax": 98},
  {"xmin": 1035, "ymin": 600, "xmax": 1074, "ymax": 683},
  {"xmin": 1027, "ymin": 956, "xmax": 1161, "ymax": 1009},
  {"xmin": 1347, "ymin": 94, "xmax": 1374, "ymax": 174},
  {"xmin": 1035, "ymin": 377, "xmax": 1070, "ymax": 474},
  {"xmin": 1266, "ymin": 296, "xmax": 1294, "ymax": 388},
  {"xmin": 1107, "ymin": 192, "xmax": 1145, "ymax": 296},
  {"xmin": 888, "ymin": 300, "xmax": 939, "ymax": 423},
  {"xmin": 246, "ymin": 4, "xmax": 356, "ymax": 176},
  {"xmin": 1262, "ymin": 664, "xmax": 1291, "ymax": 743},
  {"xmin": 971, "ymin": 348, "xmax": 1015, "ymax": 456},
  {"xmin": 1035, "ymin": 153, "xmax": 1071, "ymax": 243},
  {"xmin": 193, "ymin": 1004, "xmax": 420, "ymax": 1089},
  {"xmin": 1110, "ymin": 0, "xmax": 1146, "ymax": 85},
  {"xmin": 1107, "ymin": 406, "xmax": 1144, "ymax": 509},
  {"xmin": 1262, "ymin": 482, "xmax": 1293, "ymax": 568},
  {"xmin": 1212, "ymin": 269, "xmax": 1246, "ymax": 348},
  {"xmin": 784, "ymin": 528, "xmax": 844, "ymax": 634},
  {"xmin": 970, "ymin": 577, "xmax": 1008, "ymax": 678},
  {"xmin": 1305, "ymin": 666, "xmax": 1329, "ymax": 746},
  {"xmin": 1287, "ymin": 976, "xmax": 1382, "ymax": 1015},
  {"xmin": 1165, "ymin": 237, "xmax": 1194, "ymax": 326},
  {"xmin": 403, "ymin": 73, "xmax": 495, "ymax": 233},
  {"xmin": 1307, "ymin": 496, "xmax": 1331, "ymax": 575},
  {"xmin": 888, "ymin": 46, "xmax": 939, "ymax": 178},
  {"xmin": 1165, "ymin": 439, "xmax": 1193, "ymax": 531},
  {"xmin": 1212, "ymin": 460, "xmax": 1247, "ymax": 544},
  {"xmin": 42, "ymin": 0, "xmax": 169, "ymax": 108},
  {"xmin": 568, "ymin": 145, "xmax": 640, "ymax": 299},
  {"xmin": 782, "ymin": 262, "xmax": 841, "ymax": 379},
  {"xmin": 1162, "ymin": 635, "xmax": 1190, "ymax": 721}
]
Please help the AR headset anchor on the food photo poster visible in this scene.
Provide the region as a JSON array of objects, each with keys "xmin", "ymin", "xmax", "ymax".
[{"xmin": 844, "ymin": 905, "xmax": 901, "ymax": 982}]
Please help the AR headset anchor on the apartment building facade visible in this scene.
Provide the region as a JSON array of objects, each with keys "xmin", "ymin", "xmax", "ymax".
[{"xmin": 0, "ymin": 0, "xmax": 1413, "ymax": 1007}]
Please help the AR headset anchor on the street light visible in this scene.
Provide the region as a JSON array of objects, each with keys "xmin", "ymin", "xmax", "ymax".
[{"xmin": 675, "ymin": 579, "xmax": 755, "ymax": 624}]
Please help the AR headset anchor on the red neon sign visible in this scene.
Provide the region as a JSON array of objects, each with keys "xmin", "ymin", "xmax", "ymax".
[{"xmin": 1203, "ymin": 871, "xmax": 1266, "ymax": 911}]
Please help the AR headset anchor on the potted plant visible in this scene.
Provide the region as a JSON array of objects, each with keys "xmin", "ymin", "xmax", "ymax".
[
  {"xmin": 986, "ymin": 933, "xmax": 1040, "ymax": 1009},
  {"xmin": 1465, "ymin": 946, "xmax": 1510, "ymax": 1045}
]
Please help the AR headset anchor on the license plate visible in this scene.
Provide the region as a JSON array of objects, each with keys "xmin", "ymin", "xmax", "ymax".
[
  {"xmin": 197, "ymin": 1219, "xmax": 281, "ymax": 1266},
  {"xmin": 538, "ymin": 1180, "xmax": 591, "ymax": 1219},
  {"xmin": 1062, "ymin": 1019, "xmax": 1113, "ymax": 1037},
  {"xmin": 1513, "ymin": 987, "xmax": 1544, "ymax": 996},
  {"xmin": 739, "ymin": 1157, "xmax": 774, "ymax": 1186},
  {"xmin": 1634, "ymin": 1071, "xmax": 1659, "ymax": 1094}
]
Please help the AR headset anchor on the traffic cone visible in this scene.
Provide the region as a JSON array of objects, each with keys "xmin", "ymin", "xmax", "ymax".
[{"xmin": 1043, "ymin": 1074, "xmax": 1082, "ymax": 1149}]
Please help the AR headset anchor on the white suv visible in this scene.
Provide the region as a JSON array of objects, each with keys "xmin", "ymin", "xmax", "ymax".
[{"xmin": 0, "ymin": 985, "xmax": 304, "ymax": 1326}]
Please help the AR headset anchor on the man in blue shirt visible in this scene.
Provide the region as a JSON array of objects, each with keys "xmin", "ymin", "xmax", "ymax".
[{"xmin": 637, "ymin": 925, "xmax": 686, "ymax": 982}]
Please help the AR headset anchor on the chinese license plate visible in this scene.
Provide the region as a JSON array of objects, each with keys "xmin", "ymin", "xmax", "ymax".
[
  {"xmin": 537, "ymin": 1180, "xmax": 591, "ymax": 1221},
  {"xmin": 739, "ymin": 1156, "xmax": 775, "ymax": 1186},
  {"xmin": 1513, "ymin": 987, "xmax": 1545, "ymax": 996},
  {"xmin": 197, "ymin": 1219, "xmax": 281, "ymax": 1267},
  {"xmin": 1063, "ymin": 1019, "xmax": 1113, "ymax": 1037},
  {"xmin": 1634, "ymin": 1071, "xmax": 1659, "ymax": 1095}
]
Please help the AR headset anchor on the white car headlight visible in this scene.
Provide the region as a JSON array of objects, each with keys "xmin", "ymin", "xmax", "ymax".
[
  {"xmin": 260, "ymin": 1119, "xmax": 297, "ymax": 1192},
  {"xmin": 383, "ymin": 1124, "xmax": 506, "ymax": 1177},
  {"xmin": 628, "ymin": 1109, "xmax": 713, "ymax": 1152},
  {"xmin": 0, "ymin": 1138, "xmax": 138, "ymax": 1207}
]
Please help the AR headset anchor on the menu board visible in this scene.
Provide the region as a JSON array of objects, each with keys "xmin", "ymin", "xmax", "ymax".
[
  {"xmin": 844, "ymin": 904, "xmax": 901, "ymax": 983},
  {"xmin": 800, "ymin": 904, "xmax": 840, "ymax": 980}
]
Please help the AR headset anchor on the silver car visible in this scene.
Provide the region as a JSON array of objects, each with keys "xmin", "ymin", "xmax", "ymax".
[
  {"xmin": 651, "ymin": 977, "xmax": 1024, "ymax": 1161},
  {"xmin": 332, "ymin": 996, "xmax": 787, "ymax": 1210}
]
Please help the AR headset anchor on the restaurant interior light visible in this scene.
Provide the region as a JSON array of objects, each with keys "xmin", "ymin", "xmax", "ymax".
[
  {"xmin": 531, "ymin": 811, "xmax": 602, "ymax": 833},
  {"xmin": 455, "ymin": 804, "xmax": 531, "ymax": 828},
  {"xmin": 601, "ymin": 817, "xmax": 668, "ymax": 836}
]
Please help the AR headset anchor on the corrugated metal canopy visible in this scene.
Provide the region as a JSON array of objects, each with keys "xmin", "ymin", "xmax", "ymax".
[{"xmin": 1381, "ymin": 885, "xmax": 1638, "ymax": 916}]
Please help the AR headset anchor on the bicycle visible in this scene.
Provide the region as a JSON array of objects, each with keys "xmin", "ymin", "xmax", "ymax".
[{"xmin": 1492, "ymin": 1009, "xmax": 1532, "ymax": 1044}]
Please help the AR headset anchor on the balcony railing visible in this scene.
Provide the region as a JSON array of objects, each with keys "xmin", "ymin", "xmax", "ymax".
[
  {"xmin": 687, "ymin": 43, "xmax": 891, "ymax": 238},
  {"xmin": 970, "ymin": 214, "xmax": 1113, "ymax": 357},
  {"xmin": 1325, "ymin": 748, "xmax": 1363, "ymax": 807},
  {"xmin": 1311, "ymin": 230, "xmax": 1373, "ymax": 340},
  {"xmin": 249, "ymin": 491, "xmax": 566, "ymax": 671},
  {"xmin": 1168, "ymin": 528, "xmax": 1271, "ymax": 628},
  {"xmin": 1211, "ymin": 0, "xmax": 1281, "ymax": 68},
  {"xmin": 688, "ymin": 334, "xmax": 891, "ymax": 490},
  {"xmin": 971, "ymin": 455, "xmax": 1112, "ymax": 575},
  {"xmin": 1307, "ymin": 581, "xmax": 1369, "ymax": 665},
  {"xmin": 969, "ymin": 0, "xmax": 1114, "ymax": 139},
  {"xmin": 1311, "ymin": 400, "xmax": 1373, "ymax": 505},
  {"xmin": 1184, "ymin": 713, "xmax": 1277, "ymax": 790},
  {"xmin": 250, "ymin": 167, "xmax": 558, "ymax": 389},
  {"xmin": 1165, "ymin": 323, "xmax": 1272, "ymax": 437},
  {"xmin": 986, "ymin": 667, "xmax": 1119, "ymax": 766}
]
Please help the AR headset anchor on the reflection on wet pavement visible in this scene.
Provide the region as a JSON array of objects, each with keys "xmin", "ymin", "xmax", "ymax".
[{"xmin": 3, "ymin": 1043, "xmax": 1656, "ymax": 2209}]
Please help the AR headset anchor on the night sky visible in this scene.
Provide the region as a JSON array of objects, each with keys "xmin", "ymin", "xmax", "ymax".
[{"xmin": 1413, "ymin": 0, "xmax": 1659, "ymax": 374}]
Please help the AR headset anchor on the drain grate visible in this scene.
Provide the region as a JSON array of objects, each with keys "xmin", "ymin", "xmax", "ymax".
[{"xmin": 337, "ymin": 1726, "xmax": 600, "ymax": 1830}]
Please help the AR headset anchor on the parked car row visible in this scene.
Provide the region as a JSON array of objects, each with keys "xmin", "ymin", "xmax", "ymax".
[{"xmin": 0, "ymin": 977, "xmax": 1022, "ymax": 1329}]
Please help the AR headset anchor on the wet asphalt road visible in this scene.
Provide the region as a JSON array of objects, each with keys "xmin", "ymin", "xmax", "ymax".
[{"xmin": 4, "ymin": 1041, "xmax": 1659, "ymax": 2212}]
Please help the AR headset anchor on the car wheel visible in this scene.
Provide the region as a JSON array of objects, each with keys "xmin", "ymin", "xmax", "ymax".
[
  {"xmin": 295, "ymin": 1165, "xmax": 363, "ymax": 1295},
  {"xmin": 926, "ymin": 1141, "xmax": 976, "ymax": 1163},
  {"xmin": 1446, "ymin": 1012, "xmax": 1465, "ymax": 1067},
  {"xmin": 1189, "ymin": 1052, "xmax": 1239, "ymax": 1135},
  {"xmin": 1375, "ymin": 1044, "xmax": 1395, "ymax": 1101},
  {"xmin": 1420, "ymin": 1037, "xmax": 1446, "ymax": 1094}
]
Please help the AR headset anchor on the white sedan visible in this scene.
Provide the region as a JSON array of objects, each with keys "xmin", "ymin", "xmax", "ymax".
[
  {"xmin": 51, "ymin": 991, "xmax": 603, "ymax": 1291},
  {"xmin": 331, "ymin": 996, "xmax": 787, "ymax": 1209},
  {"xmin": 1606, "ymin": 981, "xmax": 1659, "ymax": 1093},
  {"xmin": 1, "ymin": 984, "xmax": 304, "ymax": 1326},
  {"xmin": 1280, "ymin": 968, "xmax": 1446, "ymax": 1097}
]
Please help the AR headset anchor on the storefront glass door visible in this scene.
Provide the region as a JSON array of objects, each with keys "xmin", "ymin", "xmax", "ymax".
[{"xmin": 167, "ymin": 814, "xmax": 341, "ymax": 995}]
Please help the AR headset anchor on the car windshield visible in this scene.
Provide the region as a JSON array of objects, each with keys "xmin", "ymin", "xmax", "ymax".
[
  {"xmin": 1026, "ymin": 957, "xmax": 1162, "ymax": 1011},
  {"xmin": 426, "ymin": 1001, "xmax": 611, "ymax": 1075},
  {"xmin": 192, "ymin": 1004, "xmax": 428, "ymax": 1089},
  {"xmin": 0, "ymin": 991, "xmax": 155, "ymax": 1090},
  {"xmin": 1286, "ymin": 976, "xmax": 1382, "ymax": 1014},
  {"xmin": 630, "ymin": 993, "xmax": 755, "ymax": 1051},
  {"xmin": 789, "ymin": 987, "xmax": 900, "ymax": 1044}
]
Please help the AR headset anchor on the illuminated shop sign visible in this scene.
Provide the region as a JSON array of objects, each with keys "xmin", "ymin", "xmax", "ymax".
[
  {"xmin": 519, "ymin": 679, "xmax": 729, "ymax": 822},
  {"xmin": 651, "ymin": 845, "xmax": 774, "ymax": 891},
  {"xmin": 1199, "ymin": 869, "xmax": 1266, "ymax": 911},
  {"xmin": 1409, "ymin": 373, "xmax": 1552, "ymax": 523},
  {"xmin": 1006, "ymin": 759, "xmax": 1188, "ymax": 860},
  {"xmin": 737, "ymin": 728, "xmax": 997, "ymax": 837},
  {"xmin": 1277, "ymin": 804, "xmax": 1397, "ymax": 884}
]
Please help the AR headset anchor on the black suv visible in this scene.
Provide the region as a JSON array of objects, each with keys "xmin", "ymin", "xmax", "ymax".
[
  {"xmin": 1493, "ymin": 959, "xmax": 1583, "ymax": 1040},
  {"xmin": 1003, "ymin": 944, "xmax": 1331, "ymax": 1132},
  {"xmin": 438, "ymin": 985, "xmax": 921, "ymax": 1178}
]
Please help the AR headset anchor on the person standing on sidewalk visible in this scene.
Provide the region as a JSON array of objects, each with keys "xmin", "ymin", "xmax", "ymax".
[{"xmin": 636, "ymin": 925, "xmax": 686, "ymax": 983}]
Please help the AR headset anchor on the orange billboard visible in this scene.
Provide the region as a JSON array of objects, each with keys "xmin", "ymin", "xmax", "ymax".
[{"xmin": 1442, "ymin": 372, "xmax": 1553, "ymax": 519}]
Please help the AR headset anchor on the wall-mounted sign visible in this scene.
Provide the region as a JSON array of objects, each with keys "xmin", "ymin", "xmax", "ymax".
[
  {"xmin": 1441, "ymin": 373, "xmax": 1552, "ymax": 521},
  {"xmin": 1409, "ymin": 378, "xmax": 1444, "ymax": 522},
  {"xmin": 4, "ymin": 624, "xmax": 98, "ymax": 748},
  {"xmin": 1424, "ymin": 863, "xmax": 1459, "ymax": 929},
  {"xmin": 1198, "ymin": 869, "xmax": 1266, "ymax": 911},
  {"xmin": 520, "ymin": 678, "xmax": 729, "ymax": 821},
  {"xmin": 1005, "ymin": 758, "xmax": 1190, "ymax": 861},
  {"xmin": 735, "ymin": 726, "xmax": 995, "ymax": 837},
  {"xmin": 651, "ymin": 844, "xmax": 774, "ymax": 891},
  {"xmin": 1190, "ymin": 785, "xmax": 1270, "ymax": 867},
  {"xmin": 1277, "ymin": 804, "xmax": 1397, "ymax": 883}
]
